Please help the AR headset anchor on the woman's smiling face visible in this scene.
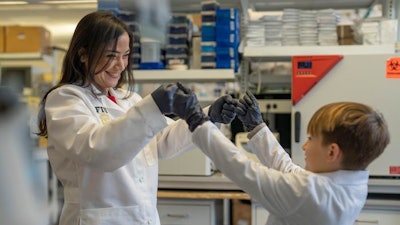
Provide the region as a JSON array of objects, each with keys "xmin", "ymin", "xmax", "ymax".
[{"xmin": 93, "ymin": 32, "xmax": 130, "ymax": 94}]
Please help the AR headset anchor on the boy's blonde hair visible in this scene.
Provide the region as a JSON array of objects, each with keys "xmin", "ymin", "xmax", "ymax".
[{"xmin": 307, "ymin": 102, "xmax": 390, "ymax": 170}]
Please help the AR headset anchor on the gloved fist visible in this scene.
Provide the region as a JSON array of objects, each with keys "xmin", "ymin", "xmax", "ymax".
[
  {"xmin": 173, "ymin": 82, "xmax": 209, "ymax": 132},
  {"xmin": 209, "ymin": 95, "xmax": 237, "ymax": 124},
  {"xmin": 151, "ymin": 83, "xmax": 178, "ymax": 114},
  {"xmin": 236, "ymin": 90, "xmax": 263, "ymax": 131}
]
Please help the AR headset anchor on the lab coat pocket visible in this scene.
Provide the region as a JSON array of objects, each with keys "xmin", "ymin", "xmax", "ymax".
[{"xmin": 80, "ymin": 205, "xmax": 143, "ymax": 225}]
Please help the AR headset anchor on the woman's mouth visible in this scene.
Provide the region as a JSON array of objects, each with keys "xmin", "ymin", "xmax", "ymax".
[{"xmin": 106, "ymin": 71, "xmax": 120, "ymax": 78}]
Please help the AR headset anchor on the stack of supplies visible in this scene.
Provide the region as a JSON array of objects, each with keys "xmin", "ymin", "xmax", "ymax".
[
  {"xmin": 245, "ymin": 20, "xmax": 265, "ymax": 47},
  {"xmin": 215, "ymin": 8, "xmax": 240, "ymax": 72},
  {"xmin": 165, "ymin": 14, "xmax": 192, "ymax": 69},
  {"xmin": 264, "ymin": 16, "xmax": 283, "ymax": 46},
  {"xmin": 317, "ymin": 9, "xmax": 339, "ymax": 46},
  {"xmin": 282, "ymin": 8, "xmax": 300, "ymax": 46},
  {"xmin": 299, "ymin": 10, "xmax": 318, "ymax": 46},
  {"xmin": 200, "ymin": 0, "xmax": 220, "ymax": 69}
]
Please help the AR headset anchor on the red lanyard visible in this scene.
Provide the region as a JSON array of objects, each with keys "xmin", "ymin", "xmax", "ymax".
[{"xmin": 107, "ymin": 95, "xmax": 117, "ymax": 104}]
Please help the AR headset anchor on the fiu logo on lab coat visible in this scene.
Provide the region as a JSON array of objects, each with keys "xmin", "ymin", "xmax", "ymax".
[{"xmin": 95, "ymin": 106, "xmax": 112, "ymax": 125}]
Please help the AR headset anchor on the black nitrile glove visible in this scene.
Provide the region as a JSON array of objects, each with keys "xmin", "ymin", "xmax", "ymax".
[
  {"xmin": 151, "ymin": 83, "xmax": 178, "ymax": 114},
  {"xmin": 173, "ymin": 82, "xmax": 209, "ymax": 132},
  {"xmin": 236, "ymin": 90, "xmax": 263, "ymax": 131},
  {"xmin": 209, "ymin": 95, "xmax": 237, "ymax": 124}
]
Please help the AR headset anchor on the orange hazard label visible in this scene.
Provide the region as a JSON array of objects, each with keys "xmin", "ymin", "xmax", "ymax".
[
  {"xmin": 386, "ymin": 57, "xmax": 400, "ymax": 78},
  {"xmin": 389, "ymin": 166, "xmax": 400, "ymax": 175}
]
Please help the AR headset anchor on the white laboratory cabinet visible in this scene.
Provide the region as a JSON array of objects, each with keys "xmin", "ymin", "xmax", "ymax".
[
  {"xmin": 355, "ymin": 209, "xmax": 400, "ymax": 225},
  {"xmin": 157, "ymin": 199, "xmax": 223, "ymax": 225},
  {"xmin": 244, "ymin": 45, "xmax": 400, "ymax": 225},
  {"xmin": 251, "ymin": 203, "xmax": 400, "ymax": 225},
  {"xmin": 251, "ymin": 202, "xmax": 269, "ymax": 225}
]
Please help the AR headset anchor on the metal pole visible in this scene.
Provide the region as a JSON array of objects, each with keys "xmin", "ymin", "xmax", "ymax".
[
  {"xmin": 381, "ymin": 0, "xmax": 396, "ymax": 18},
  {"xmin": 223, "ymin": 198, "xmax": 231, "ymax": 225},
  {"xmin": 382, "ymin": 0, "xmax": 400, "ymax": 40}
]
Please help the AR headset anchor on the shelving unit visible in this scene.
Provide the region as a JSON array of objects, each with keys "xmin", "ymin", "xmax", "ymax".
[
  {"xmin": 0, "ymin": 52, "xmax": 58, "ymax": 86},
  {"xmin": 239, "ymin": 44, "xmax": 397, "ymax": 91},
  {"xmin": 0, "ymin": 52, "xmax": 59, "ymax": 225},
  {"xmin": 119, "ymin": 0, "xmax": 375, "ymax": 13},
  {"xmin": 133, "ymin": 69, "xmax": 236, "ymax": 83},
  {"xmin": 0, "ymin": 52, "xmax": 54, "ymax": 61},
  {"xmin": 0, "ymin": 53, "xmax": 56, "ymax": 73},
  {"xmin": 243, "ymin": 45, "xmax": 397, "ymax": 59}
]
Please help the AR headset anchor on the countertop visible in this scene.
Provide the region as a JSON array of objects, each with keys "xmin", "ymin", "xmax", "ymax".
[{"xmin": 158, "ymin": 172, "xmax": 242, "ymax": 191}]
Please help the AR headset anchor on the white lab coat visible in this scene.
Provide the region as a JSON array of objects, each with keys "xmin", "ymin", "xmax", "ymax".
[
  {"xmin": 45, "ymin": 84, "xmax": 197, "ymax": 225},
  {"xmin": 193, "ymin": 121, "xmax": 369, "ymax": 225},
  {"xmin": 0, "ymin": 102, "xmax": 48, "ymax": 225}
]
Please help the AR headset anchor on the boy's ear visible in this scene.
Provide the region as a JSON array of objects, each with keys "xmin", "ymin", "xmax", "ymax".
[{"xmin": 327, "ymin": 143, "xmax": 342, "ymax": 163}]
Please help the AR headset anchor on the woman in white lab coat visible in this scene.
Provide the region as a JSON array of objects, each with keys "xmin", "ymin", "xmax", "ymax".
[
  {"xmin": 172, "ymin": 87, "xmax": 390, "ymax": 225},
  {"xmin": 37, "ymin": 11, "xmax": 236, "ymax": 225}
]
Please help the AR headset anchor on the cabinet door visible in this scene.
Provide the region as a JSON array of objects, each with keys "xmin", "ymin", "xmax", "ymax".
[
  {"xmin": 354, "ymin": 209, "xmax": 400, "ymax": 225},
  {"xmin": 158, "ymin": 199, "xmax": 222, "ymax": 225},
  {"xmin": 251, "ymin": 202, "xmax": 269, "ymax": 225}
]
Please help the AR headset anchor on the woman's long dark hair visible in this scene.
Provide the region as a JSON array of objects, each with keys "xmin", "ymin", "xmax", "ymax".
[{"xmin": 37, "ymin": 10, "xmax": 135, "ymax": 137}]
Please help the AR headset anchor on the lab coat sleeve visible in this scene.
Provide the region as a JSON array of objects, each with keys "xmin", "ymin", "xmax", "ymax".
[
  {"xmin": 155, "ymin": 105, "xmax": 213, "ymax": 159},
  {"xmin": 46, "ymin": 86, "xmax": 168, "ymax": 171},
  {"xmin": 156, "ymin": 118, "xmax": 194, "ymax": 159},
  {"xmin": 248, "ymin": 125, "xmax": 304, "ymax": 173},
  {"xmin": 192, "ymin": 121, "xmax": 314, "ymax": 217}
]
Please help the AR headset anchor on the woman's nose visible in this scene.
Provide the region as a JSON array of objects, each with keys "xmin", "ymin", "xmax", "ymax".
[{"xmin": 115, "ymin": 56, "xmax": 125, "ymax": 69}]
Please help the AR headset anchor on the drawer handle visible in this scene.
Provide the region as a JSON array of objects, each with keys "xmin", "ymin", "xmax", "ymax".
[
  {"xmin": 167, "ymin": 213, "xmax": 189, "ymax": 218},
  {"xmin": 354, "ymin": 219, "xmax": 379, "ymax": 225}
]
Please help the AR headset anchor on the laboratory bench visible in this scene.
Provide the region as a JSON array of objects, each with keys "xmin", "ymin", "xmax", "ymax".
[
  {"xmin": 158, "ymin": 172, "xmax": 251, "ymax": 225},
  {"xmin": 36, "ymin": 148, "xmax": 400, "ymax": 225},
  {"xmin": 159, "ymin": 172, "xmax": 243, "ymax": 191},
  {"xmin": 157, "ymin": 173, "xmax": 400, "ymax": 225}
]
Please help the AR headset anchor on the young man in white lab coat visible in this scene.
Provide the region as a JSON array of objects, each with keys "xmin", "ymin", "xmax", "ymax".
[{"xmin": 172, "ymin": 85, "xmax": 390, "ymax": 225}]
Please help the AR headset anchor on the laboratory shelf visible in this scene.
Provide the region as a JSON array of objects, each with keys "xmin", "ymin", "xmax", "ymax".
[
  {"xmin": 0, "ymin": 52, "xmax": 54, "ymax": 63},
  {"xmin": 243, "ymin": 45, "xmax": 397, "ymax": 59},
  {"xmin": 0, "ymin": 52, "xmax": 51, "ymax": 59},
  {"xmin": 0, "ymin": 52, "xmax": 56, "ymax": 71},
  {"xmin": 133, "ymin": 69, "xmax": 236, "ymax": 83}
]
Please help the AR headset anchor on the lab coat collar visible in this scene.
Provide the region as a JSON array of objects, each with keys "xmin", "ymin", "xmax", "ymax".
[
  {"xmin": 88, "ymin": 83, "xmax": 106, "ymax": 96},
  {"xmin": 88, "ymin": 83, "xmax": 126, "ymax": 99},
  {"xmin": 319, "ymin": 170, "xmax": 369, "ymax": 185},
  {"xmin": 86, "ymin": 83, "xmax": 131, "ymax": 111}
]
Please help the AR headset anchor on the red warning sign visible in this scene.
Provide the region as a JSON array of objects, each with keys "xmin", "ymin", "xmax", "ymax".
[
  {"xmin": 389, "ymin": 166, "xmax": 400, "ymax": 175},
  {"xmin": 292, "ymin": 55, "xmax": 343, "ymax": 105},
  {"xmin": 386, "ymin": 57, "xmax": 400, "ymax": 78}
]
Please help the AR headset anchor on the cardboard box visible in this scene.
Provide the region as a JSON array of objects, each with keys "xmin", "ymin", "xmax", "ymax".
[
  {"xmin": 0, "ymin": 26, "xmax": 4, "ymax": 53},
  {"xmin": 232, "ymin": 199, "xmax": 252, "ymax": 225},
  {"xmin": 5, "ymin": 25, "xmax": 51, "ymax": 54},
  {"xmin": 338, "ymin": 38, "xmax": 354, "ymax": 45},
  {"xmin": 336, "ymin": 25, "xmax": 353, "ymax": 39},
  {"xmin": 190, "ymin": 13, "xmax": 202, "ymax": 28}
]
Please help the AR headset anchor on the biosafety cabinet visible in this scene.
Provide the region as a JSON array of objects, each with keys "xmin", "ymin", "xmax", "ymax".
[{"xmin": 243, "ymin": 44, "xmax": 400, "ymax": 225}]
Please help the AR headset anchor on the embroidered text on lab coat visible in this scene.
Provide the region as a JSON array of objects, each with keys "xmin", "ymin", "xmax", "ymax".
[{"xmin": 95, "ymin": 106, "xmax": 111, "ymax": 125}]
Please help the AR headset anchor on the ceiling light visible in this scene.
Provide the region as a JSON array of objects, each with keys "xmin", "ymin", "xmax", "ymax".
[
  {"xmin": 0, "ymin": 1, "xmax": 28, "ymax": 5},
  {"xmin": 40, "ymin": 0, "xmax": 97, "ymax": 4}
]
